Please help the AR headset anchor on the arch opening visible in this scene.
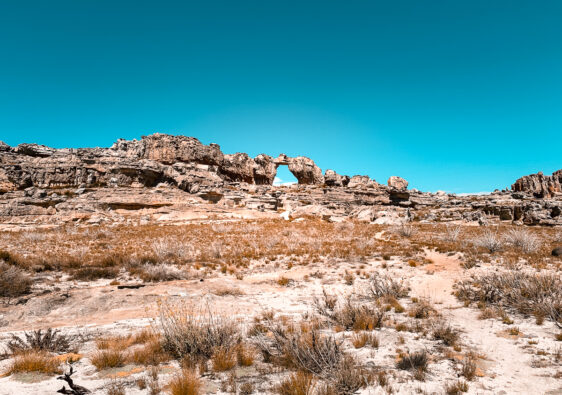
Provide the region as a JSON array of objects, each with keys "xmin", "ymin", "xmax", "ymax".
[{"xmin": 273, "ymin": 165, "xmax": 298, "ymax": 186}]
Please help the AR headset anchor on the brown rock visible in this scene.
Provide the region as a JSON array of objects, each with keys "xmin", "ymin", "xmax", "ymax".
[
  {"xmin": 511, "ymin": 170, "xmax": 562, "ymax": 198},
  {"xmin": 387, "ymin": 176, "xmax": 409, "ymax": 190}
]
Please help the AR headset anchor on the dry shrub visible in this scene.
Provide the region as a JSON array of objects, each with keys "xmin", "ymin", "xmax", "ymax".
[
  {"xmin": 473, "ymin": 229, "xmax": 503, "ymax": 253},
  {"xmin": 368, "ymin": 275, "xmax": 409, "ymax": 299},
  {"xmin": 211, "ymin": 346, "xmax": 236, "ymax": 372},
  {"xmin": 106, "ymin": 380, "xmax": 126, "ymax": 395},
  {"xmin": 274, "ymin": 371, "xmax": 315, "ymax": 395},
  {"xmin": 8, "ymin": 350, "xmax": 62, "ymax": 374},
  {"xmin": 314, "ymin": 293, "xmax": 385, "ymax": 330},
  {"xmin": 6, "ymin": 328, "xmax": 73, "ymax": 354},
  {"xmin": 445, "ymin": 379, "xmax": 469, "ymax": 394},
  {"xmin": 393, "ymin": 224, "xmax": 417, "ymax": 238},
  {"xmin": 254, "ymin": 321, "xmax": 343, "ymax": 378},
  {"xmin": 350, "ymin": 332, "xmax": 378, "ymax": 349},
  {"xmin": 129, "ymin": 339, "xmax": 171, "ymax": 366},
  {"xmin": 443, "ymin": 224, "xmax": 462, "ymax": 242},
  {"xmin": 239, "ymin": 382, "xmax": 255, "ymax": 395},
  {"xmin": 456, "ymin": 271, "xmax": 562, "ymax": 326},
  {"xmin": 408, "ymin": 300, "xmax": 437, "ymax": 319},
  {"xmin": 331, "ymin": 355, "xmax": 372, "ymax": 394},
  {"xmin": 132, "ymin": 264, "xmax": 186, "ymax": 282},
  {"xmin": 0, "ymin": 261, "xmax": 31, "ymax": 297},
  {"xmin": 157, "ymin": 301, "xmax": 239, "ymax": 360},
  {"xmin": 460, "ymin": 357, "xmax": 476, "ymax": 381},
  {"xmin": 396, "ymin": 350, "xmax": 428, "ymax": 372},
  {"xmin": 169, "ymin": 369, "xmax": 201, "ymax": 395},
  {"xmin": 96, "ymin": 335, "xmax": 131, "ymax": 351},
  {"xmin": 504, "ymin": 228, "xmax": 540, "ymax": 254},
  {"xmin": 72, "ymin": 266, "xmax": 119, "ymax": 281},
  {"xmin": 236, "ymin": 343, "xmax": 255, "ymax": 366},
  {"xmin": 433, "ymin": 323, "xmax": 460, "ymax": 346},
  {"xmin": 91, "ymin": 349, "xmax": 127, "ymax": 370},
  {"xmin": 277, "ymin": 276, "xmax": 291, "ymax": 286}
]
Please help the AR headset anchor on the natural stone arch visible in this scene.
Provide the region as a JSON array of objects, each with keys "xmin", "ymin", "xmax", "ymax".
[{"xmin": 273, "ymin": 154, "xmax": 324, "ymax": 185}]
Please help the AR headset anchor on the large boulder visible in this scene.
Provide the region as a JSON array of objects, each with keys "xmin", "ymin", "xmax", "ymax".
[
  {"xmin": 387, "ymin": 176, "xmax": 408, "ymax": 190},
  {"xmin": 347, "ymin": 175, "xmax": 376, "ymax": 188},
  {"xmin": 286, "ymin": 156, "xmax": 324, "ymax": 185}
]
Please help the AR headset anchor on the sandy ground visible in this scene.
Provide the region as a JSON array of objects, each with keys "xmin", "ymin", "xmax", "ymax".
[{"xmin": 0, "ymin": 242, "xmax": 561, "ymax": 394}]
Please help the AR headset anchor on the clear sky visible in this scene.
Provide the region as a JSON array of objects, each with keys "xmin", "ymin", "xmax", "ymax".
[{"xmin": 1, "ymin": 1, "xmax": 560, "ymax": 192}]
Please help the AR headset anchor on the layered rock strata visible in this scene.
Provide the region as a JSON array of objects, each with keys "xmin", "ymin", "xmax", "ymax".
[{"xmin": 0, "ymin": 134, "xmax": 560, "ymax": 228}]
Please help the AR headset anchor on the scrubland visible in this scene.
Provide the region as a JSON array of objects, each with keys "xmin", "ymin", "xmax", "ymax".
[{"xmin": 0, "ymin": 219, "xmax": 561, "ymax": 394}]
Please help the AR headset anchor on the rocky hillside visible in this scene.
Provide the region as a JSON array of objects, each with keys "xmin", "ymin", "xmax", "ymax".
[{"xmin": 0, "ymin": 134, "xmax": 560, "ymax": 227}]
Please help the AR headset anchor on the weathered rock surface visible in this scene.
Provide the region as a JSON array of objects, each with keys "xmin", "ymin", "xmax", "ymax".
[
  {"xmin": 388, "ymin": 176, "xmax": 409, "ymax": 190},
  {"xmin": 0, "ymin": 133, "xmax": 560, "ymax": 228},
  {"xmin": 511, "ymin": 170, "xmax": 562, "ymax": 198}
]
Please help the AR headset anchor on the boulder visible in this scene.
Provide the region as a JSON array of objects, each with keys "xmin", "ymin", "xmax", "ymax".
[
  {"xmin": 552, "ymin": 247, "xmax": 562, "ymax": 257},
  {"xmin": 387, "ymin": 176, "xmax": 408, "ymax": 190},
  {"xmin": 347, "ymin": 175, "xmax": 375, "ymax": 188},
  {"xmin": 286, "ymin": 156, "xmax": 324, "ymax": 185}
]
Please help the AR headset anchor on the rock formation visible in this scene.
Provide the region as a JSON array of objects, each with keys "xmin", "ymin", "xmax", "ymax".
[
  {"xmin": 511, "ymin": 170, "xmax": 562, "ymax": 198},
  {"xmin": 388, "ymin": 176, "xmax": 409, "ymax": 190},
  {"xmin": 0, "ymin": 133, "xmax": 560, "ymax": 228}
]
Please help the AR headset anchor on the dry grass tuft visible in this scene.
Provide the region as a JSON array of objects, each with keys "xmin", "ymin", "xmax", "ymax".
[
  {"xmin": 396, "ymin": 350, "xmax": 428, "ymax": 372},
  {"xmin": 274, "ymin": 371, "xmax": 315, "ymax": 395},
  {"xmin": 7, "ymin": 350, "xmax": 62, "ymax": 375},
  {"xmin": 169, "ymin": 369, "xmax": 201, "ymax": 395},
  {"xmin": 91, "ymin": 349, "xmax": 127, "ymax": 370},
  {"xmin": 211, "ymin": 346, "xmax": 236, "ymax": 372},
  {"xmin": 157, "ymin": 301, "xmax": 239, "ymax": 360},
  {"xmin": 445, "ymin": 379, "xmax": 469, "ymax": 394},
  {"xmin": 433, "ymin": 323, "xmax": 460, "ymax": 346},
  {"xmin": 368, "ymin": 275, "xmax": 409, "ymax": 299}
]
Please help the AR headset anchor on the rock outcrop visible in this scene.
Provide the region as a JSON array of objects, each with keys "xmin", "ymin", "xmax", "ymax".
[
  {"xmin": 388, "ymin": 176, "xmax": 409, "ymax": 190},
  {"xmin": 0, "ymin": 133, "xmax": 560, "ymax": 228},
  {"xmin": 511, "ymin": 170, "xmax": 562, "ymax": 198}
]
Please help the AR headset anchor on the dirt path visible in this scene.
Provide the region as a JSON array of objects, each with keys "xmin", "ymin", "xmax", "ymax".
[{"xmin": 411, "ymin": 251, "xmax": 562, "ymax": 395}]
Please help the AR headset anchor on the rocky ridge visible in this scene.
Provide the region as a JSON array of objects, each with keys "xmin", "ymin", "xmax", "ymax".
[{"xmin": 0, "ymin": 134, "xmax": 560, "ymax": 227}]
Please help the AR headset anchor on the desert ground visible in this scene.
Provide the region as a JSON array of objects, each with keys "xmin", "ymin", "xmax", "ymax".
[{"xmin": 0, "ymin": 218, "xmax": 560, "ymax": 395}]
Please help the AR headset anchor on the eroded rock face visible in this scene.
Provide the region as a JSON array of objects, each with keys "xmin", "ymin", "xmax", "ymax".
[
  {"xmin": 388, "ymin": 176, "xmax": 408, "ymax": 190},
  {"xmin": 324, "ymin": 170, "xmax": 350, "ymax": 187},
  {"xmin": 1, "ymin": 133, "xmax": 561, "ymax": 228},
  {"xmin": 253, "ymin": 154, "xmax": 277, "ymax": 185},
  {"xmin": 512, "ymin": 170, "xmax": 562, "ymax": 198}
]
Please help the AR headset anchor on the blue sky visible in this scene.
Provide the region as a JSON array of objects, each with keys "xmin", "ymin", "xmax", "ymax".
[{"xmin": 1, "ymin": 1, "xmax": 561, "ymax": 192}]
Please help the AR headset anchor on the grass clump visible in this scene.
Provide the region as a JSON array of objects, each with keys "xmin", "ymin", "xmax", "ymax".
[
  {"xmin": 157, "ymin": 301, "xmax": 239, "ymax": 360},
  {"xmin": 169, "ymin": 369, "xmax": 201, "ymax": 395},
  {"xmin": 91, "ymin": 349, "xmax": 127, "ymax": 370},
  {"xmin": 396, "ymin": 350, "xmax": 428, "ymax": 372},
  {"xmin": 433, "ymin": 323, "xmax": 460, "ymax": 346},
  {"xmin": 7, "ymin": 350, "xmax": 62, "ymax": 375},
  {"xmin": 274, "ymin": 371, "xmax": 315, "ymax": 395}
]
